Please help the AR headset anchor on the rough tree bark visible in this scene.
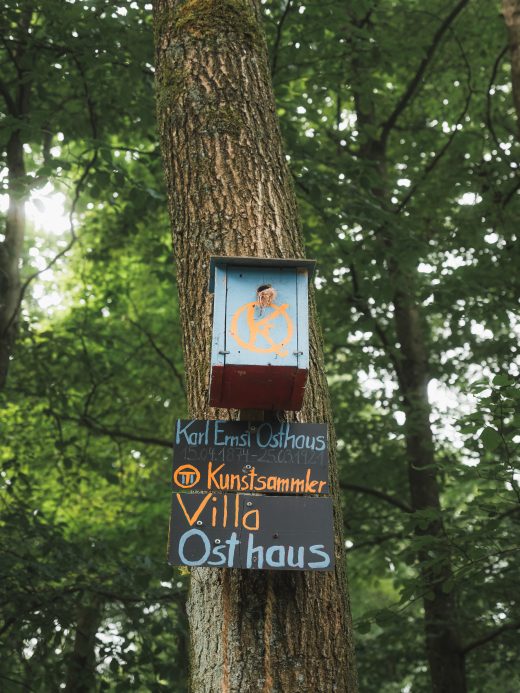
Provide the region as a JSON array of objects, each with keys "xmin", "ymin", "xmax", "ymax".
[{"xmin": 153, "ymin": 1, "xmax": 357, "ymax": 691}]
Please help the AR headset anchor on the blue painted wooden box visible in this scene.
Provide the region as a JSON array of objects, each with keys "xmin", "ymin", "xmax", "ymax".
[{"xmin": 208, "ymin": 256, "xmax": 316, "ymax": 411}]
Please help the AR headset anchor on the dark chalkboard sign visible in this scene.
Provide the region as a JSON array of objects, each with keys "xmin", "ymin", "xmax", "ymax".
[
  {"xmin": 172, "ymin": 419, "xmax": 329, "ymax": 495},
  {"xmin": 167, "ymin": 492, "xmax": 334, "ymax": 571}
]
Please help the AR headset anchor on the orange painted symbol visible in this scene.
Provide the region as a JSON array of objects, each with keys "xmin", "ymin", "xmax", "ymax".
[
  {"xmin": 229, "ymin": 301, "xmax": 293, "ymax": 357},
  {"xmin": 173, "ymin": 464, "xmax": 201, "ymax": 489}
]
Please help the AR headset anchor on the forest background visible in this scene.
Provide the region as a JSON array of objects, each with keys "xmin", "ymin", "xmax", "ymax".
[{"xmin": 1, "ymin": 0, "xmax": 519, "ymax": 691}]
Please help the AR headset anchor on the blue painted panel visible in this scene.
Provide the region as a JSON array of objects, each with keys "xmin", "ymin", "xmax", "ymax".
[
  {"xmin": 225, "ymin": 266, "xmax": 298, "ymax": 367},
  {"xmin": 210, "ymin": 265, "xmax": 228, "ymax": 367},
  {"xmin": 296, "ymin": 268, "xmax": 310, "ymax": 370},
  {"xmin": 209, "ymin": 256, "xmax": 316, "ymax": 291}
]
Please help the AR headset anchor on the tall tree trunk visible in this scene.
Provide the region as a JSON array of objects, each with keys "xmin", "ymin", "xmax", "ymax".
[
  {"xmin": 360, "ymin": 157, "xmax": 467, "ymax": 693},
  {"xmin": 391, "ymin": 273, "xmax": 466, "ymax": 693},
  {"xmin": 64, "ymin": 596, "xmax": 103, "ymax": 693},
  {"xmin": 502, "ymin": 0, "xmax": 520, "ymax": 129},
  {"xmin": 153, "ymin": 1, "xmax": 358, "ymax": 691},
  {"xmin": 0, "ymin": 5, "xmax": 32, "ymax": 392},
  {"xmin": 349, "ymin": 23, "xmax": 466, "ymax": 688},
  {"xmin": 0, "ymin": 130, "xmax": 26, "ymax": 391}
]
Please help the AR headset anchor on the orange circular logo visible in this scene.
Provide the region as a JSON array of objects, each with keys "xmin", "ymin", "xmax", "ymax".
[
  {"xmin": 229, "ymin": 302, "xmax": 293, "ymax": 357},
  {"xmin": 173, "ymin": 464, "xmax": 201, "ymax": 489}
]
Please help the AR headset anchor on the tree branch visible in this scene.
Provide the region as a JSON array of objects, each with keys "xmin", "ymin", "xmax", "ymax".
[
  {"xmin": 486, "ymin": 45, "xmax": 508, "ymax": 150},
  {"xmin": 1, "ymin": 36, "xmax": 21, "ymax": 78},
  {"xmin": 396, "ymin": 83, "xmax": 472, "ymax": 213},
  {"xmin": 380, "ymin": 0, "xmax": 470, "ymax": 145},
  {"xmin": 0, "ymin": 76, "xmax": 16, "ymax": 115},
  {"xmin": 394, "ymin": 21, "xmax": 473, "ymax": 212},
  {"xmin": 346, "ymin": 531, "xmax": 404, "ymax": 551},
  {"xmin": 348, "ymin": 261, "xmax": 406, "ymax": 390},
  {"xmin": 462, "ymin": 620, "xmax": 520, "ymax": 655},
  {"xmin": 59, "ymin": 413, "xmax": 172, "ymax": 449},
  {"xmin": 0, "ymin": 673, "xmax": 33, "ymax": 692},
  {"xmin": 270, "ymin": 0, "xmax": 293, "ymax": 77},
  {"xmin": 502, "ymin": 178, "xmax": 520, "ymax": 207},
  {"xmin": 494, "ymin": 505, "xmax": 520, "ymax": 522},
  {"xmin": 341, "ymin": 481, "xmax": 413, "ymax": 513},
  {"xmin": 127, "ymin": 316, "xmax": 186, "ymax": 397}
]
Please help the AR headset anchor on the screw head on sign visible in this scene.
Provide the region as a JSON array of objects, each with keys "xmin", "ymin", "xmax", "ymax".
[
  {"xmin": 245, "ymin": 464, "xmax": 252, "ymax": 470},
  {"xmin": 246, "ymin": 501, "xmax": 253, "ymax": 507},
  {"xmin": 214, "ymin": 539, "xmax": 221, "ymax": 545},
  {"xmin": 196, "ymin": 520, "xmax": 203, "ymax": 526},
  {"xmin": 273, "ymin": 533, "xmax": 279, "ymax": 539}
]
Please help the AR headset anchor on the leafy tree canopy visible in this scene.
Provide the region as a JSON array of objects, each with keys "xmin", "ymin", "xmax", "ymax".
[{"xmin": 1, "ymin": 1, "xmax": 519, "ymax": 691}]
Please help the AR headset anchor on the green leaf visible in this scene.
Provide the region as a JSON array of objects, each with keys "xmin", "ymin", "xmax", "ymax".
[
  {"xmin": 33, "ymin": 198, "xmax": 45, "ymax": 213},
  {"xmin": 479, "ymin": 427, "xmax": 502, "ymax": 451},
  {"xmin": 356, "ymin": 620, "xmax": 372, "ymax": 635}
]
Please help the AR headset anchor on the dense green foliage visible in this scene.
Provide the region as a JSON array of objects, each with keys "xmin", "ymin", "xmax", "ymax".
[{"xmin": 1, "ymin": 0, "xmax": 519, "ymax": 691}]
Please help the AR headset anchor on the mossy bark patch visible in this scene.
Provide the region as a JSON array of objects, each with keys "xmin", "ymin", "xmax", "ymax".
[
  {"xmin": 200, "ymin": 105, "xmax": 245, "ymax": 135},
  {"xmin": 173, "ymin": 0, "xmax": 260, "ymax": 47}
]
